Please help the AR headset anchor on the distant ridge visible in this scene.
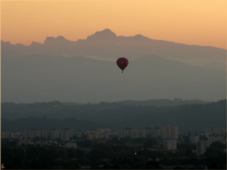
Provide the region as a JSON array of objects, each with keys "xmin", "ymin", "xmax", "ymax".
[
  {"xmin": 1, "ymin": 28, "xmax": 226, "ymax": 50},
  {"xmin": 87, "ymin": 28, "xmax": 117, "ymax": 40},
  {"xmin": 2, "ymin": 100, "xmax": 226, "ymax": 131}
]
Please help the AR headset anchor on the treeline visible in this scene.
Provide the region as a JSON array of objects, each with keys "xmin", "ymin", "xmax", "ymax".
[{"xmin": 2, "ymin": 100, "xmax": 226, "ymax": 131}]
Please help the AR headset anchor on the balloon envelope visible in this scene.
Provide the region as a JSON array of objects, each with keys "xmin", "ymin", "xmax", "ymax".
[{"xmin": 116, "ymin": 57, "xmax": 128, "ymax": 71}]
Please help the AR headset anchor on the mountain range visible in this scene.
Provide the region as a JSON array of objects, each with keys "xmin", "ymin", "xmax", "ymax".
[{"xmin": 2, "ymin": 29, "xmax": 226, "ymax": 102}]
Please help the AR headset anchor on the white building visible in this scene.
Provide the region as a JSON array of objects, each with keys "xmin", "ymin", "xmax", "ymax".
[
  {"xmin": 196, "ymin": 135, "xmax": 209, "ymax": 155},
  {"xmin": 160, "ymin": 125, "xmax": 179, "ymax": 151},
  {"xmin": 160, "ymin": 125, "xmax": 178, "ymax": 139}
]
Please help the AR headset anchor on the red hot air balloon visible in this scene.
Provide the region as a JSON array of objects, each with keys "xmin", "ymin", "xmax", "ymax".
[{"xmin": 116, "ymin": 57, "xmax": 128, "ymax": 73}]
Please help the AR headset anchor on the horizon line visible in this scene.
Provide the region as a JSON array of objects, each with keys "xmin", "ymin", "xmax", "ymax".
[
  {"xmin": 2, "ymin": 98, "xmax": 225, "ymax": 105},
  {"xmin": 1, "ymin": 28, "xmax": 226, "ymax": 50}
]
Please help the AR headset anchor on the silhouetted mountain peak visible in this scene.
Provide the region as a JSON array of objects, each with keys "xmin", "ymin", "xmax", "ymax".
[
  {"xmin": 30, "ymin": 41, "xmax": 42, "ymax": 46},
  {"xmin": 133, "ymin": 34, "xmax": 150, "ymax": 40},
  {"xmin": 44, "ymin": 36, "xmax": 69, "ymax": 44},
  {"xmin": 87, "ymin": 28, "xmax": 117, "ymax": 40}
]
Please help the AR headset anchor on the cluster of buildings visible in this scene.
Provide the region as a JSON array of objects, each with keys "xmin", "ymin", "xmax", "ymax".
[
  {"xmin": 2, "ymin": 128, "xmax": 77, "ymax": 141},
  {"xmin": 2, "ymin": 126, "xmax": 178, "ymax": 151},
  {"xmin": 189, "ymin": 128, "xmax": 226, "ymax": 155},
  {"xmin": 2, "ymin": 129, "xmax": 78, "ymax": 149},
  {"xmin": 2, "ymin": 126, "xmax": 226, "ymax": 153}
]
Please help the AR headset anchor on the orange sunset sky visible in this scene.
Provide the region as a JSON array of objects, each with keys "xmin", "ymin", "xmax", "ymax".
[{"xmin": 1, "ymin": 0, "xmax": 227, "ymax": 48}]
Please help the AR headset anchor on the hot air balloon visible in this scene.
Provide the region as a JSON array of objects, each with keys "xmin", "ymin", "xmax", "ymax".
[{"xmin": 116, "ymin": 57, "xmax": 128, "ymax": 73}]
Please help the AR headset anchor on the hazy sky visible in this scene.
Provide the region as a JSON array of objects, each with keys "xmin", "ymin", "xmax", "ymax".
[{"xmin": 1, "ymin": 0, "xmax": 227, "ymax": 48}]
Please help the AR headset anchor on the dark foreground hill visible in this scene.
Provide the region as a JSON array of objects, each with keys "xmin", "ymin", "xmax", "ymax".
[{"xmin": 2, "ymin": 99, "xmax": 226, "ymax": 131}]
